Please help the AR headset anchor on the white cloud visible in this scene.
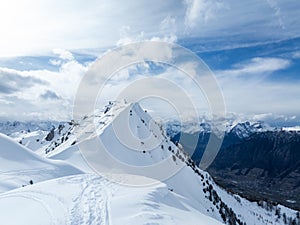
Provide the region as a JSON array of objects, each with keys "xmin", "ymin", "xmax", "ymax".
[
  {"xmin": 0, "ymin": 0, "xmax": 183, "ymax": 56},
  {"xmin": 53, "ymin": 49, "xmax": 74, "ymax": 61},
  {"xmin": 116, "ymin": 24, "xmax": 177, "ymax": 46},
  {"xmin": 217, "ymin": 57, "xmax": 291, "ymax": 77},
  {"xmin": 0, "ymin": 51, "xmax": 299, "ymax": 122},
  {"xmin": 183, "ymin": 0, "xmax": 300, "ymax": 40},
  {"xmin": 208, "ymin": 56, "xmax": 299, "ymax": 118},
  {"xmin": 218, "ymin": 74, "xmax": 300, "ymax": 117},
  {"xmin": 0, "ymin": 0, "xmax": 299, "ymax": 122},
  {"xmin": 96, "ymin": 59, "xmax": 300, "ymax": 123},
  {"xmin": 40, "ymin": 90, "xmax": 61, "ymax": 100},
  {"xmin": 0, "ymin": 50, "xmax": 88, "ymax": 120},
  {"xmin": 291, "ymin": 51, "xmax": 300, "ymax": 59},
  {"xmin": 0, "ymin": 0, "xmax": 299, "ymax": 56},
  {"xmin": 266, "ymin": 0, "xmax": 285, "ymax": 29},
  {"xmin": 95, "ymin": 63, "xmax": 211, "ymax": 122},
  {"xmin": 0, "ymin": 99, "xmax": 13, "ymax": 105},
  {"xmin": 184, "ymin": 0, "xmax": 226, "ymax": 28},
  {"xmin": 49, "ymin": 59, "xmax": 62, "ymax": 66},
  {"xmin": 116, "ymin": 27, "xmax": 146, "ymax": 46},
  {"xmin": 252, "ymin": 113, "xmax": 274, "ymax": 121},
  {"xmin": 160, "ymin": 15, "xmax": 177, "ymax": 32}
]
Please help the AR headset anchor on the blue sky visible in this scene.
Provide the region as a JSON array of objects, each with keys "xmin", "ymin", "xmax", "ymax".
[{"xmin": 0, "ymin": 0, "xmax": 299, "ymax": 125}]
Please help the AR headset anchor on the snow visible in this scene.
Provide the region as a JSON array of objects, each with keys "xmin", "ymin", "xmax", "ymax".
[
  {"xmin": 0, "ymin": 174, "xmax": 223, "ymax": 225},
  {"xmin": 165, "ymin": 119, "xmax": 274, "ymax": 138},
  {"xmin": 49, "ymin": 145, "xmax": 94, "ymax": 173},
  {"xmin": 0, "ymin": 121, "xmax": 58, "ymax": 136},
  {"xmin": 0, "ymin": 133, "xmax": 82, "ymax": 193},
  {"xmin": 10, "ymin": 130, "xmax": 49, "ymax": 152},
  {"xmin": 110, "ymin": 178, "xmax": 222, "ymax": 225},
  {"xmin": 282, "ymin": 126, "xmax": 300, "ymax": 131},
  {"xmin": 0, "ymin": 101, "xmax": 299, "ymax": 225}
]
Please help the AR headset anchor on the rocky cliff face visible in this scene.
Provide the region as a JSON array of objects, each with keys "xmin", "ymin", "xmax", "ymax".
[
  {"xmin": 209, "ymin": 130, "xmax": 300, "ymax": 210},
  {"xmin": 168, "ymin": 122, "xmax": 300, "ymax": 210}
]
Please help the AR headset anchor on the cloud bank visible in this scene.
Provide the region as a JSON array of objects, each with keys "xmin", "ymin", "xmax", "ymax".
[
  {"xmin": 0, "ymin": 0, "xmax": 299, "ymax": 56},
  {"xmin": 0, "ymin": 0, "xmax": 299, "ymax": 124}
]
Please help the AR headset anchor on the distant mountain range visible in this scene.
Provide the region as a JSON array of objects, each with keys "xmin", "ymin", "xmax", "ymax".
[
  {"xmin": 167, "ymin": 121, "xmax": 300, "ymax": 210},
  {"xmin": 0, "ymin": 121, "xmax": 59, "ymax": 136}
]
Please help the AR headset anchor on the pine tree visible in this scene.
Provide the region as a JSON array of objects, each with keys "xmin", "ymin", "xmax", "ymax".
[
  {"xmin": 275, "ymin": 207, "xmax": 281, "ymax": 218},
  {"xmin": 283, "ymin": 213, "xmax": 287, "ymax": 224}
]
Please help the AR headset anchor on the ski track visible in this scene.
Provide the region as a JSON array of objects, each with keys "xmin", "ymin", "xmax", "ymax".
[
  {"xmin": 0, "ymin": 174, "xmax": 116, "ymax": 225},
  {"xmin": 69, "ymin": 175, "xmax": 115, "ymax": 225}
]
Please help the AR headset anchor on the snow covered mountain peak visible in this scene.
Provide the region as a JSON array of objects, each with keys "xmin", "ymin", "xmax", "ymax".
[
  {"xmin": 2, "ymin": 101, "xmax": 300, "ymax": 225},
  {"xmin": 71, "ymin": 100, "xmax": 190, "ymax": 186},
  {"xmin": 228, "ymin": 121, "xmax": 273, "ymax": 139}
]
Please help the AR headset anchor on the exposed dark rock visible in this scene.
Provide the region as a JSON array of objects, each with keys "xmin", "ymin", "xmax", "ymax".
[{"xmin": 45, "ymin": 128, "xmax": 55, "ymax": 141}]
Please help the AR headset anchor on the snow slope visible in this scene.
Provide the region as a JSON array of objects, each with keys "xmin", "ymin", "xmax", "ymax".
[
  {"xmin": 0, "ymin": 101, "xmax": 299, "ymax": 225},
  {"xmin": 0, "ymin": 133, "xmax": 82, "ymax": 193},
  {"xmin": 11, "ymin": 122, "xmax": 76, "ymax": 154},
  {"xmin": 10, "ymin": 130, "xmax": 49, "ymax": 152},
  {"xmin": 34, "ymin": 101, "xmax": 300, "ymax": 224},
  {"xmin": 0, "ymin": 174, "xmax": 223, "ymax": 225}
]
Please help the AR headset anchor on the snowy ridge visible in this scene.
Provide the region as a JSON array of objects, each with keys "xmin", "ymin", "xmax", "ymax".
[
  {"xmin": 0, "ymin": 101, "xmax": 299, "ymax": 224},
  {"xmin": 228, "ymin": 121, "xmax": 274, "ymax": 139}
]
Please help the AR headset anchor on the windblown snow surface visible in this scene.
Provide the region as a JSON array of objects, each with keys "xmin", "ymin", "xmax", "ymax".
[{"xmin": 0, "ymin": 101, "xmax": 299, "ymax": 225}]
